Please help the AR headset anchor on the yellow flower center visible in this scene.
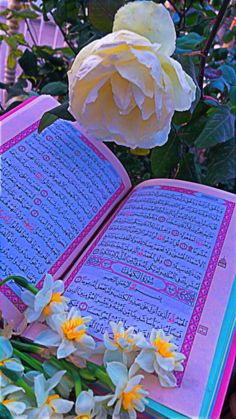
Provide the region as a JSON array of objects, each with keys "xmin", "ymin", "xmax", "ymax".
[
  {"xmin": 46, "ymin": 394, "xmax": 60, "ymax": 412},
  {"xmin": 122, "ymin": 384, "xmax": 142, "ymax": 410},
  {"xmin": 0, "ymin": 359, "xmax": 10, "ymax": 366},
  {"xmin": 61, "ymin": 317, "xmax": 86, "ymax": 341},
  {"xmin": 3, "ymin": 399, "xmax": 15, "ymax": 406},
  {"xmin": 43, "ymin": 293, "xmax": 64, "ymax": 316},
  {"xmin": 153, "ymin": 337, "xmax": 174, "ymax": 358},
  {"xmin": 75, "ymin": 416, "xmax": 91, "ymax": 419}
]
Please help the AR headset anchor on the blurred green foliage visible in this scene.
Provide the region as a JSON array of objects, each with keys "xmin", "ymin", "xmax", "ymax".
[{"xmin": 0, "ymin": 0, "xmax": 235, "ymax": 191}]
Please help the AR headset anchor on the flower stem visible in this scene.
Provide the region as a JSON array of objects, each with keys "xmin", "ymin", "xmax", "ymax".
[
  {"xmin": 0, "ymin": 276, "xmax": 38, "ymax": 294},
  {"xmin": 13, "ymin": 348, "xmax": 44, "ymax": 373},
  {"xmin": 87, "ymin": 361, "xmax": 114, "ymax": 390},
  {"xmin": 11, "ymin": 339, "xmax": 44, "ymax": 354}
]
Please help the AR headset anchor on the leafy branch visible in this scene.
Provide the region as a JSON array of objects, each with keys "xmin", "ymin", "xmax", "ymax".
[{"xmin": 198, "ymin": 0, "xmax": 231, "ymax": 95}]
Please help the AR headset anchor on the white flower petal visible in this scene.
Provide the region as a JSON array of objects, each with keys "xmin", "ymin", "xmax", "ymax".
[
  {"xmin": 75, "ymin": 390, "xmax": 94, "ymax": 415},
  {"xmin": 160, "ymin": 55, "xmax": 196, "ymax": 111},
  {"xmin": 6, "ymin": 401, "xmax": 26, "ymax": 415},
  {"xmin": 52, "ymin": 280, "xmax": 64, "ymax": 294},
  {"xmin": 155, "ymin": 353, "xmax": 175, "ymax": 371},
  {"xmin": 5, "ymin": 358, "xmax": 24, "ymax": 372},
  {"xmin": 158, "ymin": 370, "xmax": 177, "ymax": 387},
  {"xmin": 113, "ymin": 398, "xmax": 122, "ymax": 418},
  {"xmin": 1, "ymin": 384, "xmax": 23, "ymax": 399},
  {"xmin": 50, "ymin": 398, "xmax": 74, "ymax": 414},
  {"xmin": 135, "ymin": 349, "xmax": 155, "ymax": 373},
  {"xmin": 113, "ymin": 1, "xmax": 176, "ymax": 56},
  {"xmin": 133, "ymin": 398, "xmax": 146, "ymax": 412},
  {"xmin": 104, "ymin": 349, "xmax": 123, "ymax": 366},
  {"xmin": 21, "ymin": 290, "xmax": 35, "ymax": 308},
  {"xmin": 106, "ymin": 362, "xmax": 128, "ymax": 388},
  {"xmin": 34, "ymin": 290, "xmax": 52, "ymax": 313},
  {"xmin": 35, "ymin": 329, "xmax": 61, "ymax": 347},
  {"xmin": 34, "ymin": 373, "xmax": 47, "ymax": 407},
  {"xmin": 47, "ymin": 370, "xmax": 66, "ymax": 392},
  {"xmin": 57, "ymin": 340, "xmax": 75, "ymax": 359},
  {"xmin": 128, "ymin": 408, "xmax": 137, "ymax": 419},
  {"xmin": 124, "ymin": 375, "xmax": 143, "ymax": 393},
  {"xmin": 0, "ymin": 337, "xmax": 13, "ymax": 361}
]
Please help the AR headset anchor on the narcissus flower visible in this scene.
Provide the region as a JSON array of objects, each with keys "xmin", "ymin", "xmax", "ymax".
[
  {"xmin": 73, "ymin": 389, "xmax": 109, "ymax": 419},
  {"xmin": 103, "ymin": 321, "xmax": 146, "ymax": 367},
  {"xmin": 68, "ymin": 2, "xmax": 195, "ymax": 149},
  {"xmin": 135, "ymin": 329, "xmax": 185, "ymax": 387},
  {"xmin": 21, "ymin": 274, "xmax": 69, "ymax": 323},
  {"xmin": 106, "ymin": 362, "xmax": 148, "ymax": 419},
  {"xmin": 27, "ymin": 371, "xmax": 74, "ymax": 419},
  {"xmin": 35, "ymin": 307, "xmax": 95, "ymax": 359},
  {"xmin": 0, "ymin": 384, "xmax": 27, "ymax": 417},
  {"xmin": 0, "ymin": 337, "xmax": 24, "ymax": 386}
]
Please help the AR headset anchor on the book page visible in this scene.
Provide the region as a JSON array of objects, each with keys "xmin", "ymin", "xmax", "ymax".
[
  {"xmin": 0, "ymin": 95, "xmax": 131, "ymax": 319},
  {"xmin": 63, "ymin": 179, "xmax": 236, "ymax": 418}
]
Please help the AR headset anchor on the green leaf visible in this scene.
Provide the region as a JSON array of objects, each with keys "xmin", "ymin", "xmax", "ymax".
[
  {"xmin": 195, "ymin": 106, "xmax": 235, "ymax": 149},
  {"xmin": 7, "ymin": 52, "xmax": 16, "ymax": 70},
  {"xmin": 38, "ymin": 113, "xmax": 59, "ymax": 133},
  {"xmin": 185, "ymin": 11, "xmax": 199, "ymax": 26},
  {"xmin": 219, "ymin": 64, "xmax": 236, "ymax": 86},
  {"xmin": 0, "ymin": 404, "xmax": 13, "ymax": 419},
  {"xmin": 229, "ymin": 86, "xmax": 236, "ymax": 107},
  {"xmin": 213, "ymin": 48, "xmax": 228, "ymax": 61},
  {"xmin": 0, "ymin": 22, "xmax": 8, "ymax": 31},
  {"xmin": 3, "ymin": 35, "xmax": 18, "ymax": 49},
  {"xmin": 88, "ymin": 0, "xmax": 125, "ymax": 33},
  {"xmin": 41, "ymin": 82, "xmax": 68, "ymax": 96},
  {"xmin": 11, "ymin": 8, "xmax": 38, "ymax": 19},
  {"xmin": 176, "ymin": 153, "xmax": 200, "ymax": 183},
  {"xmin": 205, "ymin": 139, "xmax": 236, "ymax": 184},
  {"xmin": 179, "ymin": 115, "xmax": 208, "ymax": 146},
  {"xmin": 38, "ymin": 101, "xmax": 75, "ymax": 133},
  {"xmin": 176, "ymin": 32, "xmax": 205, "ymax": 52},
  {"xmin": 19, "ymin": 49, "xmax": 38, "ymax": 77},
  {"xmin": 151, "ymin": 131, "xmax": 180, "ymax": 178},
  {"xmin": 172, "ymin": 110, "xmax": 192, "ymax": 126}
]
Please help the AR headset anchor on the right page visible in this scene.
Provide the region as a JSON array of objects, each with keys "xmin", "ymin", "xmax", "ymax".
[{"xmin": 63, "ymin": 179, "xmax": 236, "ymax": 418}]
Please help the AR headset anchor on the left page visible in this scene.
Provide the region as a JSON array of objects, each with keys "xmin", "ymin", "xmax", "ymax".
[{"xmin": 0, "ymin": 95, "xmax": 131, "ymax": 322}]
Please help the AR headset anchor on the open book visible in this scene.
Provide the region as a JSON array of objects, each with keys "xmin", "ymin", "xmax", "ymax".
[{"xmin": 1, "ymin": 95, "xmax": 235, "ymax": 418}]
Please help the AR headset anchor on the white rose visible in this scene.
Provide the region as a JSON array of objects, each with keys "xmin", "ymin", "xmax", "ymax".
[{"xmin": 68, "ymin": 3, "xmax": 196, "ymax": 149}]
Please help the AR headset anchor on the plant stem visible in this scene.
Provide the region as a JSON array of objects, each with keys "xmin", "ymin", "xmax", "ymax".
[
  {"xmin": 49, "ymin": 12, "xmax": 77, "ymax": 55},
  {"xmin": 0, "ymin": 276, "xmax": 38, "ymax": 294},
  {"xmin": 198, "ymin": 0, "xmax": 230, "ymax": 95},
  {"xmin": 13, "ymin": 347, "xmax": 44, "ymax": 373},
  {"xmin": 11, "ymin": 339, "xmax": 44, "ymax": 354},
  {"xmin": 168, "ymin": 0, "xmax": 182, "ymax": 17},
  {"xmin": 87, "ymin": 361, "xmax": 114, "ymax": 390}
]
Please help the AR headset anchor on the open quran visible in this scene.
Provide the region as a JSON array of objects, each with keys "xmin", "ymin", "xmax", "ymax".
[{"xmin": 1, "ymin": 95, "xmax": 235, "ymax": 418}]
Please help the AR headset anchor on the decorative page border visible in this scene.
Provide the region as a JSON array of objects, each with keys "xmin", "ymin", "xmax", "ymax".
[
  {"xmin": 1, "ymin": 121, "xmax": 125, "ymax": 310},
  {"xmin": 64, "ymin": 186, "xmax": 235, "ymax": 385}
]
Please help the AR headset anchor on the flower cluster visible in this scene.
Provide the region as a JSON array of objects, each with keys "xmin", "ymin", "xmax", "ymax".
[{"xmin": 0, "ymin": 273, "xmax": 185, "ymax": 419}]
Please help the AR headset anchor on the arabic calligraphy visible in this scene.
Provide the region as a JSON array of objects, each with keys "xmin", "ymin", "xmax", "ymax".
[
  {"xmin": 0, "ymin": 119, "xmax": 123, "ymax": 294},
  {"xmin": 65, "ymin": 185, "xmax": 229, "ymax": 349}
]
